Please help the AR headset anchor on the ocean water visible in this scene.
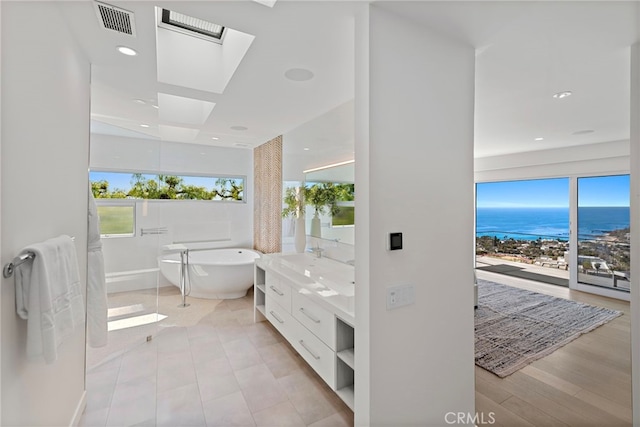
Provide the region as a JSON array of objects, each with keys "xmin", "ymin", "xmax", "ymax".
[{"xmin": 476, "ymin": 207, "xmax": 630, "ymax": 241}]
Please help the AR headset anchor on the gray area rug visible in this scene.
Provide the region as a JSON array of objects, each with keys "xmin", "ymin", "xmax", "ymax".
[{"xmin": 475, "ymin": 279, "xmax": 622, "ymax": 378}]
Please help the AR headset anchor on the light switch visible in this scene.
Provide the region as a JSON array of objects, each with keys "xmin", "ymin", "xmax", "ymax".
[{"xmin": 386, "ymin": 284, "xmax": 415, "ymax": 310}]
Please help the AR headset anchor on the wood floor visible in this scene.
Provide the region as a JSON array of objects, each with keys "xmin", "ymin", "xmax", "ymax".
[{"xmin": 475, "ymin": 270, "xmax": 632, "ymax": 427}]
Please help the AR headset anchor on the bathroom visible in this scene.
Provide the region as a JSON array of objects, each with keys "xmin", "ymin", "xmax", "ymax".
[{"xmin": 85, "ymin": 100, "xmax": 356, "ymax": 426}]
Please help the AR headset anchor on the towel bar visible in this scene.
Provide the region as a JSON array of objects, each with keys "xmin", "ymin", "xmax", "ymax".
[
  {"xmin": 3, "ymin": 253, "xmax": 35, "ymax": 278},
  {"xmin": 3, "ymin": 236, "xmax": 75, "ymax": 279}
]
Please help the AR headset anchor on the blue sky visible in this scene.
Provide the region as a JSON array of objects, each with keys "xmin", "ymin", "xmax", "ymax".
[
  {"xmin": 477, "ymin": 175, "xmax": 630, "ymax": 208},
  {"xmin": 90, "ymin": 171, "xmax": 231, "ymax": 191},
  {"xmin": 578, "ymin": 175, "xmax": 630, "ymax": 207}
]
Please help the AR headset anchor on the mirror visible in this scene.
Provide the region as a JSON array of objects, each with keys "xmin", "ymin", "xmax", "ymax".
[
  {"xmin": 282, "ymin": 100, "xmax": 355, "ymax": 249},
  {"xmin": 305, "ymin": 162, "xmax": 354, "ymax": 183}
]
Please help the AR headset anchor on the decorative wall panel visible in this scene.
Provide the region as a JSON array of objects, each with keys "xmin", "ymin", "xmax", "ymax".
[{"xmin": 254, "ymin": 136, "xmax": 282, "ymax": 253}]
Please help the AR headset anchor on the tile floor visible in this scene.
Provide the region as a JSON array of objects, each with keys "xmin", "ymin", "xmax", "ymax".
[{"xmin": 80, "ymin": 288, "xmax": 354, "ymax": 427}]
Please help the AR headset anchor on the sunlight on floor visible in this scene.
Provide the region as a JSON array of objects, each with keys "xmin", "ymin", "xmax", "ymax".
[
  {"xmin": 107, "ymin": 304, "xmax": 145, "ymax": 318},
  {"xmin": 107, "ymin": 313, "xmax": 168, "ymax": 332}
]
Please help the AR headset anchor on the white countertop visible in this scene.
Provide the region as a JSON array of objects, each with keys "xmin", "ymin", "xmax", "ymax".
[{"xmin": 256, "ymin": 252, "xmax": 355, "ymax": 325}]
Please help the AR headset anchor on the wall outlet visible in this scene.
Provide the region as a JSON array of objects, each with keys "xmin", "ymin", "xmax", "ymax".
[{"xmin": 386, "ymin": 284, "xmax": 415, "ymax": 310}]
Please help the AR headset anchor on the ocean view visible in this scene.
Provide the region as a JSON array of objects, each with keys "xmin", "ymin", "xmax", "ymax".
[{"xmin": 476, "ymin": 207, "xmax": 630, "ymax": 241}]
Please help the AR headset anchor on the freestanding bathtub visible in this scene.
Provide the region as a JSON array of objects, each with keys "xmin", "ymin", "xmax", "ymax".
[{"xmin": 158, "ymin": 248, "xmax": 261, "ymax": 299}]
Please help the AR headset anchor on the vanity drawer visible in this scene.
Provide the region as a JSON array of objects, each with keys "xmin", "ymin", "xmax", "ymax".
[
  {"xmin": 293, "ymin": 291, "xmax": 336, "ymax": 350},
  {"xmin": 265, "ymin": 272, "xmax": 292, "ymax": 312},
  {"xmin": 291, "ymin": 322, "xmax": 336, "ymax": 389},
  {"xmin": 265, "ymin": 294, "xmax": 295, "ymax": 339}
]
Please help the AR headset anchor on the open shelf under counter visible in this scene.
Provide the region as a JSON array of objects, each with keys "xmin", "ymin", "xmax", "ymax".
[
  {"xmin": 254, "ymin": 266, "xmax": 267, "ymax": 322},
  {"xmin": 336, "ymin": 385, "xmax": 354, "ymax": 411},
  {"xmin": 337, "ymin": 348, "xmax": 355, "ymax": 370}
]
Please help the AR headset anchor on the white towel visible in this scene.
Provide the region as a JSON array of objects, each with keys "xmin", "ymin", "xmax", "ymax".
[
  {"xmin": 15, "ymin": 235, "xmax": 85, "ymax": 364},
  {"xmin": 88, "ymin": 188, "xmax": 108, "ymax": 347}
]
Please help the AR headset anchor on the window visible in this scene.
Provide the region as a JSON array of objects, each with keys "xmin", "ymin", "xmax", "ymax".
[
  {"xmin": 332, "ymin": 203, "xmax": 354, "ymax": 227},
  {"xmin": 577, "ymin": 175, "xmax": 630, "ymax": 292},
  {"xmin": 90, "ymin": 171, "xmax": 245, "ymax": 202},
  {"xmin": 160, "ymin": 9, "xmax": 225, "ymax": 43},
  {"xmin": 96, "ymin": 202, "xmax": 135, "ymax": 238},
  {"xmin": 475, "ymin": 178, "xmax": 570, "ymax": 285}
]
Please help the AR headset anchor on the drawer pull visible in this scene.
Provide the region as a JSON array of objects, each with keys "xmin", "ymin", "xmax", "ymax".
[
  {"xmin": 269, "ymin": 311, "xmax": 284, "ymax": 324},
  {"xmin": 269, "ymin": 285, "xmax": 284, "ymax": 296},
  {"xmin": 299, "ymin": 340, "xmax": 321, "ymax": 360},
  {"xmin": 299, "ymin": 307, "xmax": 321, "ymax": 323}
]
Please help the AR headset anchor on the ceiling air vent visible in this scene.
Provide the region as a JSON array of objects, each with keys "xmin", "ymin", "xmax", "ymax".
[{"xmin": 94, "ymin": 1, "xmax": 136, "ymax": 36}]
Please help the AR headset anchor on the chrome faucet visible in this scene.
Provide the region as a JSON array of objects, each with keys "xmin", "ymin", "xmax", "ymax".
[{"xmin": 310, "ymin": 244, "xmax": 325, "ymax": 258}]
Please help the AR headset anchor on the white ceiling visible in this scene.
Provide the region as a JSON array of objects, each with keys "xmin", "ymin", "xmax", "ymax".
[
  {"xmin": 60, "ymin": 1, "xmax": 638, "ymax": 170},
  {"xmin": 63, "ymin": 0, "xmax": 357, "ymax": 152},
  {"xmin": 380, "ymin": 1, "xmax": 637, "ymax": 158}
]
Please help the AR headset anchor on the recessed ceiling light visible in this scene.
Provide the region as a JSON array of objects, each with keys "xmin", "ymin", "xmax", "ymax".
[
  {"xmin": 572, "ymin": 129, "xmax": 594, "ymax": 135},
  {"xmin": 140, "ymin": 124, "xmax": 150, "ymax": 128},
  {"xmin": 211, "ymin": 137, "xmax": 219, "ymax": 140},
  {"xmin": 134, "ymin": 99, "xmax": 146, "ymax": 104},
  {"xmin": 284, "ymin": 68, "xmax": 314, "ymax": 82},
  {"xmin": 552, "ymin": 91, "xmax": 572, "ymax": 99},
  {"xmin": 234, "ymin": 143, "xmax": 250, "ymax": 148},
  {"xmin": 231, "ymin": 125, "xmax": 248, "ymax": 131},
  {"xmin": 117, "ymin": 46, "xmax": 137, "ymax": 56},
  {"xmin": 534, "ymin": 137, "xmax": 544, "ymax": 141},
  {"xmin": 304, "ymin": 148, "xmax": 310, "ymax": 151}
]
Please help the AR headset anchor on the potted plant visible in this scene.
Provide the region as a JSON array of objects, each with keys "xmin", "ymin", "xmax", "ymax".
[
  {"xmin": 282, "ymin": 186, "xmax": 307, "ymax": 253},
  {"xmin": 304, "ymin": 183, "xmax": 340, "ymax": 238}
]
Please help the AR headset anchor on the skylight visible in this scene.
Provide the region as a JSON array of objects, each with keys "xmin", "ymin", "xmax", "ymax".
[{"xmin": 160, "ymin": 9, "xmax": 225, "ymax": 43}]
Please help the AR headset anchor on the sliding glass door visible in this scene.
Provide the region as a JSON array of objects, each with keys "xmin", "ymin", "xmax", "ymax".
[
  {"xmin": 577, "ymin": 175, "xmax": 630, "ymax": 292},
  {"xmin": 475, "ymin": 178, "xmax": 570, "ymax": 286},
  {"xmin": 475, "ymin": 174, "xmax": 631, "ymax": 295}
]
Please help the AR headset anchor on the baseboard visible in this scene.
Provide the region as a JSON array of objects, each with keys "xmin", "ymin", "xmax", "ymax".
[{"xmin": 69, "ymin": 390, "xmax": 87, "ymax": 427}]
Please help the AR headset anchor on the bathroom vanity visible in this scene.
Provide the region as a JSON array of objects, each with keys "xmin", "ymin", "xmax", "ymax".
[{"xmin": 254, "ymin": 253, "xmax": 355, "ymax": 410}]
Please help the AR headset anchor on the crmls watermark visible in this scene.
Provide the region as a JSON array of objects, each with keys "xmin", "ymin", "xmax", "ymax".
[{"xmin": 444, "ymin": 412, "xmax": 496, "ymax": 425}]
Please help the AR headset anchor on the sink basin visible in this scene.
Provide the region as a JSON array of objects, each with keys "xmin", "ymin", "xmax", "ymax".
[{"xmin": 274, "ymin": 253, "xmax": 355, "ymax": 297}]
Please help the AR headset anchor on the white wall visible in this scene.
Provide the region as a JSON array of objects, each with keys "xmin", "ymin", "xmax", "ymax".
[
  {"xmin": 629, "ymin": 40, "xmax": 639, "ymax": 427},
  {"xmin": 90, "ymin": 134, "xmax": 253, "ymax": 291},
  {"xmin": 475, "ymin": 139, "xmax": 630, "ymax": 183},
  {"xmin": 0, "ymin": 2, "xmax": 4, "ymax": 418},
  {"xmin": 353, "ymin": 6, "xmax": 370, "ymax": 425},
  {"xmin": 356, "ymin": 6, "xmax": 476, "ymax": 425},
  {"xmin": 1, "ymin": 2, "xmax": 89, "ymax": 425}
]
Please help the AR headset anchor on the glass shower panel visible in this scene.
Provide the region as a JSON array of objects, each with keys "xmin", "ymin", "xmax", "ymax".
[{"xmin": 86, "ymin": 142, "xmax": 162, "ymax": 371}]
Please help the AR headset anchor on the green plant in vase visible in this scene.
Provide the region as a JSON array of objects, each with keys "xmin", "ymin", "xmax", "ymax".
[
  {"xmin": 283, "ymin": 186, "xmax": 307, "ymax": 252},
  {"xmin": 304, "ymin": 183, "xmax": 340, "ymax": 238}
]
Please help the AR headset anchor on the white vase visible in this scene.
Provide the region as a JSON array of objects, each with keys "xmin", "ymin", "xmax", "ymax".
[
  {"xmin": 295, "ymin": 216, "xmax": 306, "ymax": 253},
  {"xmin": 310, "ymin": 213, "xmax": 321, "ymax": 238}
]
